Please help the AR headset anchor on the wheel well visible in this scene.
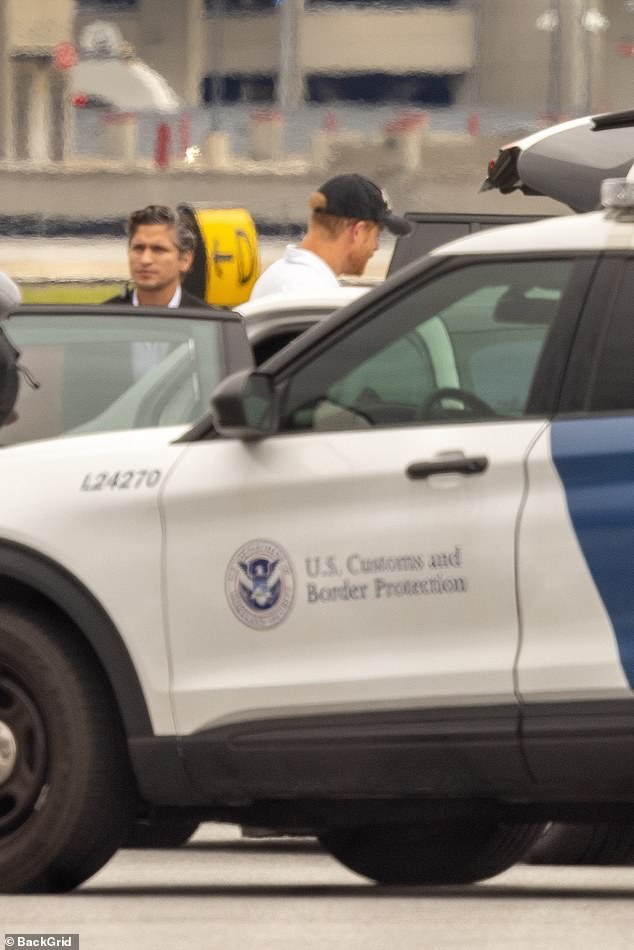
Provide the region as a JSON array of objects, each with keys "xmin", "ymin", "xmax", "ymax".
[
  {"xmin": 0, "ymin": 543, "xmax": 153, "ymax": 738},
  {"xmin": 0, "ymin": 578, "xmax": 100, "ymax": 659}
]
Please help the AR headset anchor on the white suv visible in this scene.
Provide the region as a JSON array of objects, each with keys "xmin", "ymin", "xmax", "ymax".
[{"xmin": 3, "ymin": 174, "xmax": 634, "ymax": 891}]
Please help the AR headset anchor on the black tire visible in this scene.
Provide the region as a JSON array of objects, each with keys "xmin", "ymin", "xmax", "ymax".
[
  {"xmin": 525, "ymin": 821, "xmax": 634, "ymax": 865},
  {"xmin": 123, "ymin": 817, "xmax": 199, "ymax": 849},
  {"xmin": 0, "ymin": 603, "xmax": 136, "ymax": 892},
  {"xmin": 320, "ymin": 819, "xmax": 545, "ymax": 885}
]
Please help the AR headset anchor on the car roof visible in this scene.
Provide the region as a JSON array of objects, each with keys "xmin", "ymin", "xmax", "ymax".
[
  {"xmin": 8, "ymin": 303, "xmax": 242, "ymax": 323},
  {"xmin": 429, "ymin": 210, "xmax": 634, "ymax": 257},
  {"xmin": 236, "ymin": 287, "xmax": 371, "ymax": 365},
  {"xmin": 482, "ymin": 110, "xmax": 634, "ymax": 213},
  {"xmin": 236, "ymin": 286, "xmax": 368, "ymax": 320}
]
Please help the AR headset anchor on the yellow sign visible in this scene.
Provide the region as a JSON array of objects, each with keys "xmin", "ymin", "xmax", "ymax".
[{"xmin": 194, "ymin": 207, "xmax": 260, "ymax": 307}]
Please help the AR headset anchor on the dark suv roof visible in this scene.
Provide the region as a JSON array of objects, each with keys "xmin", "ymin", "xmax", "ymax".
[{"xmin": 387, "ymin": 211, "xmax": 552, "ymax": 274}]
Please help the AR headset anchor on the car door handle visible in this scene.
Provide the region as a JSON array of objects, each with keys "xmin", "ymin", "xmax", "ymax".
[{"xmin": 406, "ymin": 456, "xmax": 489, "ymax": 479}]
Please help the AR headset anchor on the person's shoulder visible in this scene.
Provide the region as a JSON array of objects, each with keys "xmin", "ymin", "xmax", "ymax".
[
  {"xmin": 103, "ymin": 286, "xmax": 132, "ymax": 304},
  {"xmin": 180, "ymin": 289, "xmax": 213, "ymax": 308}
]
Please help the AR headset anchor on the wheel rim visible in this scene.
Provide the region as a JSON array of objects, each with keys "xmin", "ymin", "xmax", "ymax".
[
  {"xmin": 0, "ymin": 721, "xmax": 17, "ymax": 784},
  {"xmin": 0, "ymin": 677, "xmax": 48, "ymax": 834}
]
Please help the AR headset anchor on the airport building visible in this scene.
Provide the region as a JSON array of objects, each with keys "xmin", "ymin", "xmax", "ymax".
[{"xmin": 0, "ymin": 0, "xmax": 632, "ymax": 163}]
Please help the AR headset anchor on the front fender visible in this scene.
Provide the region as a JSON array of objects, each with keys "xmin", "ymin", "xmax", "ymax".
[{"xmin": 0, "ymin": 539, "xmax": 153, "ymax": 738}]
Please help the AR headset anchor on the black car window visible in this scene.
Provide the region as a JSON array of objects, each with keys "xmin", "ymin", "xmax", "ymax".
[
  {"xmin": 586, "ymin": 263, "xmax": 634, "ymax": 413},
  {"xmin": 281, "ymin": 259, "xmax": 576, "ymax": 432}
]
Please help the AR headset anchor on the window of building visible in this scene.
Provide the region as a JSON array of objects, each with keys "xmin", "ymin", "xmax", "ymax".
[
  {"xmin": 201, "ymin": 74, "xmax": 275, "ymax": 103},
  {"xmin": 307, "ymin": 72, "xmax": 451, "ymax": 105},
  {"xmin": 307, "ymin": 0, "xmax": 458, "ymax": 6},
  {"xmin": 76, "ymin": 1, "xmax": 138, "ymax": 7},
  {"xmin": 204, "ymin": 0, "xmax": 455, "ymax": 9},
  {"xmin": 205, "ymin": 0, "xmax": 278, "ymax": 11}
]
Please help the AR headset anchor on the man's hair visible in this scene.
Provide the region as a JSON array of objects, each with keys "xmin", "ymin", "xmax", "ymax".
[
  {"xmin": 308, "ymin": 191, "xmax": 356, "ymax": 238},
  {"xmin": 127, "ymin": 205, "xmax": 196, "ymax": 256}
]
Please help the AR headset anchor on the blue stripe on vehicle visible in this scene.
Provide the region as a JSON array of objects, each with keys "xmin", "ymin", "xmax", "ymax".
[{"xmin": 551, "ymin": 417, "xmax": 634, "ymax": 689}]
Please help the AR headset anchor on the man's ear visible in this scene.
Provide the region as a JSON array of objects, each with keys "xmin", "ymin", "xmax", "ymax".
[
  {"xmin": 349, "ymin": 220, "xmax": 365, "ymax": 241},
  {"xmin": 179, "ymin": 249, "xmax": 194, "ymax": 275}
]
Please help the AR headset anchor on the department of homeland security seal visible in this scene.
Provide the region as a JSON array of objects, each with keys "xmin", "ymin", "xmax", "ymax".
[{"xmin": 225, "ymin": 539, "xmax": 295, "ymax": 629}]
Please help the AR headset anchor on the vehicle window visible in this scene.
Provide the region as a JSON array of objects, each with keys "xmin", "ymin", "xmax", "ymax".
[
  {"xmin": 586, "ymin": 264, "xmax": 634, "ymax": 413},
  {"xmin": 388, "ymin": 222, "xmax": 471, "ymax": 272},
  {"xmin": 2, "ymin": 312, "xmax": 232, "ymax": 444},
  {"xmin": 282, "ymin": 259, "xmax": 576, "ymax": 432},
  {"xmin": 251, "ymin": 326, "xmax": 312, "ymax": 365}
]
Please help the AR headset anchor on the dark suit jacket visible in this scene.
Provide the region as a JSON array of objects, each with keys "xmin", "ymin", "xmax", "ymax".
[{"xmin": 104, "ymin": 286, "xmax": 210, "ymax": 308}]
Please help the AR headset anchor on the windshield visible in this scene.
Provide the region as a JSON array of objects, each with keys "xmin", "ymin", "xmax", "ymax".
[{"xmin": 1, "ymin": 310, "xmax": 235, "ymax": 444}]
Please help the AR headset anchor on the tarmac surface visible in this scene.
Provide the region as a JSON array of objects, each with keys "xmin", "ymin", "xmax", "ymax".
[{"xmin": 2, "ymin": 823, "xmax": 634, "ymax": 950}]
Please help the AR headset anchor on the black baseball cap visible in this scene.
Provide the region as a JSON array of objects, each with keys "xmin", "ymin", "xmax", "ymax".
[{"xmin": 315, "ymin": 174, "xmax": 412, "ymax": 236}]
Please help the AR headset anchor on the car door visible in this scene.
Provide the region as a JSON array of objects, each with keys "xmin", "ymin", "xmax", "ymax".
[
  {"xmin": 160, "ymin": 256, "xmax": 589, "ymax": 740},
  {"xmin": 518, "ymin": 257, "xmax": 634, "ymax": 702},
  {"xmin": 516, "ymin": 256, "xmax": 634, "ymax": 789}
]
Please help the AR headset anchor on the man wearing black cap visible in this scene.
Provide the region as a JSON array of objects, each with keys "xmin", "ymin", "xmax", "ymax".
[{"xmin": 250, "ymin": 173, "xmax": 411, "ymax": 299}]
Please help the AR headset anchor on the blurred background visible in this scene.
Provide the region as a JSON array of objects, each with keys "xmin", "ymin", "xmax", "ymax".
[{"xmin": 0, "ymin": 0, "xmax": 631, "ymax": 293}]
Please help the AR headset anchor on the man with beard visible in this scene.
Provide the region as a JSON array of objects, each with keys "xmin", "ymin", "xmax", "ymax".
[{"xmin": 249, "ymin": 173, "xmax": 411, "ymax": 299}]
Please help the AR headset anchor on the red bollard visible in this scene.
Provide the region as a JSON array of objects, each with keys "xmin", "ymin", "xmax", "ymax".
[
  {"xmin": 178, "ymin": 113, "xmax": 191, "ymax": 158},
  {"xmin": 323, "ymin": 111, "xmax": 339, "ymax": 133},
  {"xmin": 467, "ymin": 113, "xmax": 481, "ymax": 136},
  {"xmin": 154, "ymin": 122, "xmax": 171, "ymax": 169}
]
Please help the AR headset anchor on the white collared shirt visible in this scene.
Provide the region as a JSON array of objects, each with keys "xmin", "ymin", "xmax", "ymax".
[
  {"xmin": 131, "ymin": 286, "xmax": 180, "ymax": 379},
  {"xmin": 131, "ymin": 286, "xmax": 182, "ymax": 308}
]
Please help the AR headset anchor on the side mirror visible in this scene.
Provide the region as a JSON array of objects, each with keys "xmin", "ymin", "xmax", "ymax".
[{"xmin": 210, "ymin": 369, "xmax": 277, "ymax": 439}]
